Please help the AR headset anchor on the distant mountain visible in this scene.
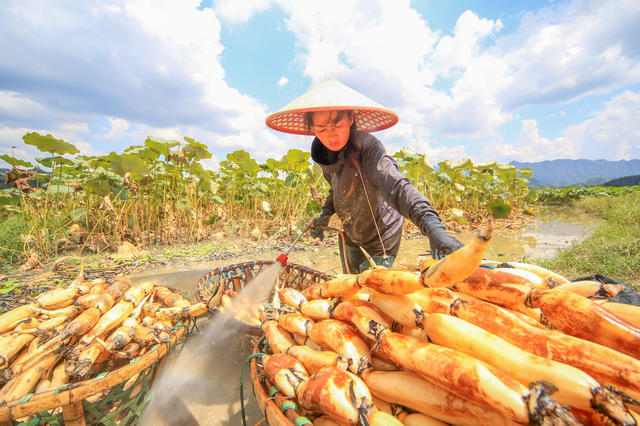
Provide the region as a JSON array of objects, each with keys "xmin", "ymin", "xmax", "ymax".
[
  {"xmin": 603, "ymin": 175, "xmax": 640, "ymax": 187},
  {"xmin": 510, "ymin": 159, "xmax": 640, "ymax": 187}
]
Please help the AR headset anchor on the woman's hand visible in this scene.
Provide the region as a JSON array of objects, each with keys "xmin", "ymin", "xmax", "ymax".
[
  {"xmin": 306, "ymin": 215, "xmax": 331, "ymax": 241},
  {"xmin": 428, "ymin": 228, "xmax": 464, "ymax": 259}
]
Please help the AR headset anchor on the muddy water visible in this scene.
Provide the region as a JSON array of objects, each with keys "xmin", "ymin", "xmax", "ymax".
[{"xmin": 136, "ymin": 206, "xmax": 594, "ymax": 425}]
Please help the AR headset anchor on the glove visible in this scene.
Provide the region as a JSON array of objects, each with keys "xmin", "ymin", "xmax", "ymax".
[
  {"xmin": 306, "ymin": 215, "xmax": 331, "ymax": 241},
  {"xmin": 428, "ymin": 227, "xmax": 464, "ymax": 259}
]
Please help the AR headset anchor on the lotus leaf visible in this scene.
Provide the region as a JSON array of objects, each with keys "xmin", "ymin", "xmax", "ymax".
[
  {"xmin": 398, "ymin": 149, "xmax": 421, "ymax": 161},
  {"xmin": 305, "ymin": 199, "xmax": 322, "ymax": 216},
  {"xmin": 253, "ymin": 182, "xmax": 268, "ymax": 193},
  {"xmin": 36, "ymin": 156, "xmax": 74, "ymax": 168},
  {"xmin": 190, "ymin": 162, "xmax": 209, "ymax": 181},
  {"xmin": 145, "ymin": 136, "xmax": 180, "ymax": 157},
  {"xmin": 450, "ymin": 208, "xmax": 467, "ymax": 224},
  {"xmin": 226, "ymin": 150, "xmax": 260, "ymax": 174},
  {"xmin": 47, "ymin": 184, "xmax": 75, "ymax": 194},
  {"xmin": 420, "ymin": 155, "xmax": 434, "ymax": 173},
  {"xmin": 518, "ymin": 167, "xmax": 534, "ymax": 178},
  {"xmin": 437, "ymin": 160, "xmax": 454, "ymax": 172},
  {"xmin": 452, "ymin": 158, "xmax": 473, "ymax": 170},
  {"xmin": 199, "ymin": 179, "xmax": 220, "ymax": 195},
  {"xmin": 476, "ymin": 161, "xmax": 497, "ymax": 170},
  {"xmin": 23, "ymin": 132, "xmax": 79, "ymax": 155},
  {"xmin": 266, "ymin": 158, "xmax": 286, "ymax": 171},
  {"xmin": 85, "ymin": 177, "xmax": 113, "ymax": 196},
  {"xmin": 0, "ymin": 279, "xmax": 22, "ymax": 295},
  {"xmin": 0, "ymin": 189, "xmax": 20, "ymax": 205},
  {"xmin": 488, "ymin": 198, "xmax": 512, "ymax": 218},
  {"xmin": 0, "ymin": 154, "xmax": 32, "ymax": 168},
  {"xmin": 437, "ymin": 172, "xmax": 452, "ymax": 184},
  {"xmin": 184, "ymin": 138, "xmax": 212, "ymax": 161},
  {"xmin": 124, "ymin": 146, "xmax": 158, "ymax": 162},
  {"xmin": 484, "ymin": 181, "xmax": 499, "ymax": 191},
  {"xmin": 69, "ymin": 208, "xmax": 87, "ymax": 221},
  {"xmin": 284, "ymin": 174, "xmax": 296, "ymax": 187},
  {"xmin": 282, "ymin": 149, "xmax": 310, "ymax": 170},
  {"xmin": 110, "ymin": 153, "xmax": 149, "ymax": 177}
]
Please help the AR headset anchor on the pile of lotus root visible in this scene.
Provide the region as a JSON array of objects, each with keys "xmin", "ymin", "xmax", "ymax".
[{"xmin": 256, "ymin": 220, "xmax": 640, "ymax": 425}]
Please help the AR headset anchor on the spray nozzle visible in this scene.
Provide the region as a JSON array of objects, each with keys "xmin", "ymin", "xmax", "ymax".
[{"xmin": 275, "ymin": 253, "xmax": 288, "ymax": 266}]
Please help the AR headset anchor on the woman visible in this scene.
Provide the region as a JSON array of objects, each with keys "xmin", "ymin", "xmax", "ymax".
[{"xmin": 266, "ymin": 78, "xmax": 462, "ymax": 273}]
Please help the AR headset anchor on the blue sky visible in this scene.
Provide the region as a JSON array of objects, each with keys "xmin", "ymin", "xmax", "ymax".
[{"xmin": 1, "ymin": 0, "xmax": 639, "ymax": 169}]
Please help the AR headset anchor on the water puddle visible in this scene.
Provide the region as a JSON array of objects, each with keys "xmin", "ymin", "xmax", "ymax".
[{"xmin": 136, "ymin": 206, "xmax": 595, "ymax": 425}]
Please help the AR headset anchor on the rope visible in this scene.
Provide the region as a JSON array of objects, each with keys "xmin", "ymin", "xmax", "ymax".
[
  {"xmin": 241, "ymin": 352, "xmax": 266, "ymax": 426},
  {"xmin": 337, "ymin": 229, "xmax": 351, "ymax": 274},
  {"xmin": 354, "ymin": 161, "xmax": 387, "ymax": 258}
]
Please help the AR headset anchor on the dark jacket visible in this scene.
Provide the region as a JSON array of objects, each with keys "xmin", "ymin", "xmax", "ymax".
[{"xmin": 311, "ymin": 130, "xmax": 445, "ymax": 251}]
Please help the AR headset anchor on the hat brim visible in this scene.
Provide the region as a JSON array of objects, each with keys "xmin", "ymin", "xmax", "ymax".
[
  {"xmin": 265, "ymin": 77, "xmax": 399, "ymax": 135},
  {"xmin": 266, "ymin": 106, "xmax": 399, "ymax": 135}
]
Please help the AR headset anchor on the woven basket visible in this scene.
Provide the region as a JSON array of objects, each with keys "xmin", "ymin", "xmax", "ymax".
[
  {"xmin": 196, "ymin": 260, "xmax": 330, "ymax": 314},
  {"xmin": 0, "ymin": 317, "xmax": 193, "ymax": 426},
  {"xmin": 196, "ymin": 260, "xmax": 331, "ymax": 426}
]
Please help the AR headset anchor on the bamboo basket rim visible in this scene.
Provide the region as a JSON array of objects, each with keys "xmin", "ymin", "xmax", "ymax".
[
  {"xmin": 196, "ymin": 259, "xmax": 331, "ymax": 307},
  {"xmin": 250, "ymin": 341, "xmax": 296, "ymax": 426},
  {"xmin": 0, "ymin": 320, "xmax": 189, "ymax": 422}
]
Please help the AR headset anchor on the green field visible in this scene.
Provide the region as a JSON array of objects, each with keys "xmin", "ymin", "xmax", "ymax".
[
  {"xmin": 0, "ymin": 132, "xmax": 532, "ymax": 270},
  {"xmin": 537, "ymin": 189, "xmax": 640, "ymax": 288}
]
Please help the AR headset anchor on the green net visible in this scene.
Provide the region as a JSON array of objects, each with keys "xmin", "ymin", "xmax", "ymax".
[
  {"xmin": 14, "ymin": 410, "xmax": 64, "ymax": 426},
  {"xmin": 81, "ymin": 361, "xmax": 158, "ymax": 426},
  {"xmin": 11, "ymin": 322, "xmax": 196, "ymax": 426}
]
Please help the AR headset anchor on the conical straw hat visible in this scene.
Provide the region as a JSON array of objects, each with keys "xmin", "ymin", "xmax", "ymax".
[{"xmin": 266, "ymin": 77, "xmax": 398, "ymax": 135}]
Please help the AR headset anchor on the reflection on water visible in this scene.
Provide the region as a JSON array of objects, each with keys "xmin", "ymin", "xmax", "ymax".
[{"xmin": 134, "ymin": 206, "xmax": 595, "ymax": 425}]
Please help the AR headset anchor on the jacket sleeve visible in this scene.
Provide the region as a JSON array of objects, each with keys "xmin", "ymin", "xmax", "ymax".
[
  {"xmin": 362, "ymin": 140, "xmax": 446, "ymax": 235},
  {"xmin": 321, "ymin": 172, "xmax": 335, "ymax": 218}
]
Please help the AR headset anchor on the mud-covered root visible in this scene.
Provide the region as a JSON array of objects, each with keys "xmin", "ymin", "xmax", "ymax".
[
  {"xmin": 591, "ymin": 386, "xmax": 638, "ymax": 426},
  {"xmin": 420, "ymin": 218, "xmax": 493, "ymax": 289},
  {"xmin": 526, "ymin": 381, "xmax": 580, "ymax": 425},
  {"xmin": 0, "ymin": 367, "xmax": 14, "ymax": 387}
]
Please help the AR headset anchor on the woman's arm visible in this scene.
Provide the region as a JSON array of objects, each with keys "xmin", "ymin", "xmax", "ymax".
[
  {"xmin": 362, "ymin": 139, "xmax": 463, "ymax": 257},
  {"xmin": 362, "ymin": 140, "xmax": 442, "ymax": 233}
]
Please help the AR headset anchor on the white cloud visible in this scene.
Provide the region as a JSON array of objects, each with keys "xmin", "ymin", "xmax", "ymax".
[
  {"xmin": 492, "ymin": 119, "xmax": 576, "ymax": 162},
  {"xmin": 563, "ymin": 90, "xmax": 640, "ymax": 159},
  {"xmin": 1, "ymin": 0, "xmax": 639, "ymax": 165},
  {"xmin": 201, "ymin": 155, "xmax": 220, "ymax": 171},
  {"xmin": 0, "ymin": 92, "xmax": 49, "ymax": 122},
  {"xmin": 492, "ymin": 0, "xmax": 640, "ymax": 109},
  {"xmin": 492, "ymin": 90, "xmax": 640, "ymax": 161},
  {"xmin": 0, "ymin": 0, "xmax": 267, "ymax": 133},
  {"xmin": 0, "ymin": 0, "xmax": 279, "ymax": 168},
  {"xmin": 213, "ymin": 0, "xmax": 272, "ymax": 24},
  {"xmin": 75, "ymin": 141, "xmax": 106, "ymax": 157},
  {"xmin": 430, "ymin": 10, "xmax": 503, "ymax": 78},
  {"xmin": 103, "ymin": 118, "xmax": 130, "ymax": 140},
  {"xmin": 271, "ymin": 0, "xmax": 640, "ymax": 145}
]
